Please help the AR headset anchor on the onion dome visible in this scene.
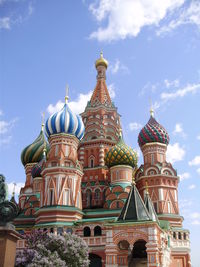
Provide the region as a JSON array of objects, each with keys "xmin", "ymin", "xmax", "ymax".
[
  {"xmin": 138, "ymin": 110, "xmax": 169, "ymax": 148},
  {"xmin": 45, "ymin": 93, "xmax": 85, "ymax": 140},
  {"xmin": 31, "ymin": 158, "xmax": 45, "ymax": 178},
  {"xmin": 105, "ymin": 134, "xmax": 138, "ymax": 168},
  {"xmin": 21, "ymin": 126, "xmax": 49, "ymax": 166},
  {"xmin": 95, "ymin": 51, "xmax": 108, "ymax": 69}
]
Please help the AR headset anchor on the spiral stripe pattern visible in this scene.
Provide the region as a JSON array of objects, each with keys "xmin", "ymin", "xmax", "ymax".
[{"xmin": 138, "ymin": 116, "xmax": 169, "ymax": 147}]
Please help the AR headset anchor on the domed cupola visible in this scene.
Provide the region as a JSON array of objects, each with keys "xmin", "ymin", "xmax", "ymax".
[
  {"xmin": 45, "ymin": 92, "xmax": 85, "ymax": 140},
  {"xmin": 31, "ymin": 145, "xmax": 47, "ymax": 178},
  {"xmin": 21, "ymin": 125, "xmax": 49, "ymax": 167},
  {"xmin": 105, "ymin": 133, "xmax": 138, "ymax": 168},
  {"xmin": 138, "ymin": 109, "xmax": 169, "ymax": 148}
]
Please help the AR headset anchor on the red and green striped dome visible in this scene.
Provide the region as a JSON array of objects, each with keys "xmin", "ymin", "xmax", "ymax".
[
  {"xmin": 138, "ymin": 115, "xmax": 169, "ymax": 147},
  {"xmin": 105, "ymin": 135, "xmax": 138, "ymax": 168},
  {"xmin": 21, "ymin": 129, "xmax": 49, "ymax": 166}
]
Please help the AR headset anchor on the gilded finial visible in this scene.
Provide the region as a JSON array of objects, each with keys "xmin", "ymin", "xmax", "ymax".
[
  {"xmin": 149, "ymin": 98, "xmax": 154, "ymax": 117},
  {"xmin": 145, "ymin": 181, "xmax": 149, "ymax": 194},
  {"xmin": 41, "ymin": 112, "xmax": 45, "ymax": 131},
  {"xmin": 65, "ymin": 84, "xmax": 69, "ymax": 103},
  {"xmin": 95, "ymin": 51, "xmax": 108, "ymax": 69},
  {"xmin": 12, "ymin": 182, "xmax": 16, "ymax": 197},
  {"xmin": 43, "ymin": 142, "xmax": 47, "ymax": 158}
]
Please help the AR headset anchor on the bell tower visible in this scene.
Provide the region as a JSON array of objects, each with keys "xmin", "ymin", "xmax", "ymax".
[{"xmin": 79, "ymin": 52, "xmax": 121, "ymax": 209}]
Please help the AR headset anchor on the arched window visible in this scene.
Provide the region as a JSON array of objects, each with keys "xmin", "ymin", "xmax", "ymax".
[
  {"xmin": 89, "ymin": 156, "xmax": 95, "ymax": 168},
  {"xmin": 94, "ymin": 226, "xmax": 102, "ymax": 236},
  {"xmin": 49, "ymin": 189, "xmax": 54, "ymax": 205},
  {"xmin": 86, "ymin": 189, "xmax": 92, "ymax": 207},
  {"xmin": 183, "ymin": 233, "xmax": 187, "ymax": 240},
  {"xmin": 178, "ymin": 232, "xmax": 182, "ymax": 240},
  {"xmin": 57, "ymin": 227, "xmax": 63, "ymax": 235},
  {"xmin": 173, "ymin": 232, "xmax": 176, "ymax": 239},
  {"xmin": 94, "ymin": 189, "xmax": 101, "ymax": 200},
  {"xmin": 83, "ymin": 226, "xmax": 91, "ymax": 237}
]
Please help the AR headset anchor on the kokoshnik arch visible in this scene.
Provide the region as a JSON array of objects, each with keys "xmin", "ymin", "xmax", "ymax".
[{"xmin": 14, "ymin": 53, "xmax": 191, "ymax": 267}]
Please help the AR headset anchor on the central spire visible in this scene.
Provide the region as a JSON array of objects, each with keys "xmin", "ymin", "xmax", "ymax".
[{"xmin": 90, "ymin": 52, "xmax": 112, "ymax": 107}]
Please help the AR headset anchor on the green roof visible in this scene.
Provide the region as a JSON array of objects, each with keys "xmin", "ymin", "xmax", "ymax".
[{"xmin": 118, "ymin": 184, "xmax": 151, "ymax": 222}]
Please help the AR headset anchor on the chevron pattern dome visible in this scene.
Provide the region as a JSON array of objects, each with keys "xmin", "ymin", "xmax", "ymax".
[
  {"xmin": 138, "ymin": 115, "xmax": 169, "ymax": 147},
  {"xmin": 21, "ymin": 130, "xmax": 49, "ymax": 166},
  {"xmin": 105, "ymin": 135, "xmax": 138, "ymax": 168},
  {"xmin": 45, "ymin": 102, "xmax": 85, "ymax": 140}
]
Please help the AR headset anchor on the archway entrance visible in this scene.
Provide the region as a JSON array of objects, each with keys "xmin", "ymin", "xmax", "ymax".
[
  {"xmin": 89, "ymin": 253, "xmax": 102, "ymax": 267},
  {"xmin": 129, "ymin": 240, "xmax": 147, "ymax": 267}
]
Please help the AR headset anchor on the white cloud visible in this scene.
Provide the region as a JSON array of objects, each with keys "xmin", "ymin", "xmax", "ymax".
[
  {"xmin": 197, "ymin": 135, "xmax": 200, "ymax": 140},
  {"xmin": 191, "ymin": 212, "xmax": 200, "ymax": 219},
  {"xmin": 166, "ymin": 143, "xmax": 185, "ymax": 163},
  {"xmin": 188, "ymin": 184, "xmax": 196, "ymax": 190},
  {"xmin": 89, "ymin": 0, "xmax": 185, "ymax": 42},
  {"xmin": 0, "ymin": 109, "xmax": 3, "ymax": 116},
  {"xmin": 191, "ymin": 219, "xmax": 200, "ymax": 225},
  {"xmin": 179, "ymin": 172, "xmax": 190, "ymax": 181},
  {"xmin": 0, "ymin": 118, "xmax": 18, "ymax": 134},
  {"xmin": 173, "ymin": 123, "xmax": 186, "ymax": 138},
  {"xmin": 108, "ymin": 84, "xmax": 116, "ymax": 98},
  {"xmin": 109, "ymin": 59, "xmax": 129, "ymax": 74},
  {"xmin": 0, "ymin": 135, "xmax": 12, "ymax": 146},
  {"xmin": 164, "ymin": 79, "xmax": 180, "ymax": 88},
  {"xmin": 7, "ymin": 182, "xmax": 24, "ymax": 199},
  {"xmin": 129, "ymin": 122, "xmax": 142, "ymax": 131},
  {"xmin": 197, "ymin": 168, "xmax": 200, "ymax": 175},
  {"xmin": 47, "ymin": 91, "xmax": 93, "ymax": 116},
  {"xmin": 0, "ymin": 17, "xmax": 10, "ymax": 29},
  {"xmin": 161, "ymin": 83, "xmax": 200, "ymax": 101},
  {"xmin": 173, "ymin": 123, "xmax": 183, "ymax": 134},
  {"xmin": 189, "ymin": 155, "xmax": 200, "ymax": 166},
  {"xmin": 157, "ymin": 1, "xmax": 200, "ymax": 36},
  {"xmin": 0, "ymin": 1, "xmax": 34, "ymax": 31},
  {"xmin": 0, "ymin": 115, "xmax": 18, "ymax": 146}
]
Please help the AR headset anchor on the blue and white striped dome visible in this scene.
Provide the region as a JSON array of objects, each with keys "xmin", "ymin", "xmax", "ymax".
[{"xmin": 45, "ymin": 103, "xmax": 85, "ymax": 140}]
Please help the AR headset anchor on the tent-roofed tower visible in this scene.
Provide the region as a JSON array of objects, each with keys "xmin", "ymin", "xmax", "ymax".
[{"xmin": 79, "ymin": 52, "xmax": 121, "ymax": 209}]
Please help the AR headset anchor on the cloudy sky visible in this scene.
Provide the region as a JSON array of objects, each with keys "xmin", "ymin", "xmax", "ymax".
[{"xmin": 0, "ymin": 1, "xmax": 200, "ymax": 265}]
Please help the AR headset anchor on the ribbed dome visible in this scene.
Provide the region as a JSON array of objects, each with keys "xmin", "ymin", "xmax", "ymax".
[
  {"xmin": 138, "ymin": 115, "xmax": 169, "ymax": 147},
  {"xmin": 105, "ymin": 135, "xmax": 138, "ymax": 168},
  {"xmin": 45, "ymin": 102, "xmax": 85, "ymax": 140},
  {"xmin": 31, "ymin": 158, "xmax": 45, "ymax": 178},
  {"xmin": 21, "ymin": 130, "xmax": 49, "ymax": 166}
]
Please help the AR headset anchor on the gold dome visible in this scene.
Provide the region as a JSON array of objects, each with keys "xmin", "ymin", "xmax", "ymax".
[{"xmin": 95, "ymin": 52, "xmax": 108, "ymax": 69}]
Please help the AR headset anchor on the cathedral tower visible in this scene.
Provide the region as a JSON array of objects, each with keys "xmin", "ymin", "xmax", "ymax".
[
  {"xmin": 36, "ymin": 93, "xmax": 85, "ymax": 226},
  {"xmin": 79, "ymin": 52, "xmax": 121, "ymax": 209},
  {"xmin": 136, "ymin": 109, "xmax": 182, "ymax": 227}
]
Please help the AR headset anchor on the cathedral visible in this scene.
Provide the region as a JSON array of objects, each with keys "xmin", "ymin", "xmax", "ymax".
[{"xmin": 15, "ymin": 53, "xmax": 191, "ymax": 267}]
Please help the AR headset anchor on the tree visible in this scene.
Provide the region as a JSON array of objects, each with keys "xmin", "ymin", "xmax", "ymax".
[{"xmin": 15, "ymin": 230, "xmax": 89, "ymax": 267}]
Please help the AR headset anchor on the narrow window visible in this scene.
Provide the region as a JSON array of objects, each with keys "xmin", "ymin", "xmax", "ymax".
[
  {"xmin": 153, "ymin": 202, "xmax": 158, "ymax": 213},
  {"xmin": 90, "ymin": 158, "xmax": 94, "ymax": 168},
  {"xmin": 151, "ymin": 154, "xmax": 154, "ymax": 164},
  {"xmin": 94, "ymin": 226, "xmax": 102, "ymax": 236},
  {"xmin": 83, "ymin": 227, "xmax": 91, "ymax": 237},
  {"xmin": 168, "ymin": 201, "xmax": 171, "ymax": 213},
  {"xmin": 64, "ymin": 190, "xmax": 69, "ymax": 205},
  {"xmin": 49, "ymin": 189, "xmax": 54, "ymax": 205}
]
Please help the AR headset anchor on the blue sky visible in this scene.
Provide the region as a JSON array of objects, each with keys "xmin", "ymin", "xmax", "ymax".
[{"xmin": 0, "ymin": 0, "xmax": 200, "ymax": 265}]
